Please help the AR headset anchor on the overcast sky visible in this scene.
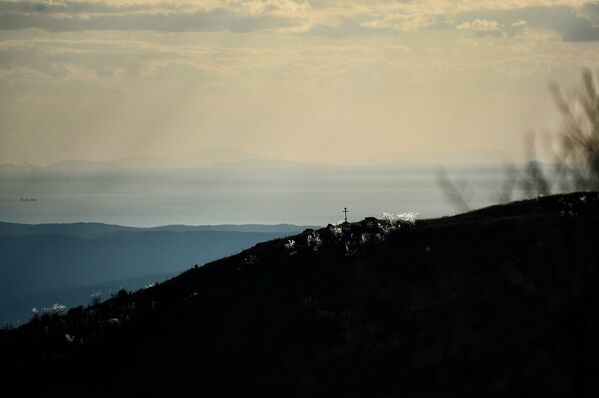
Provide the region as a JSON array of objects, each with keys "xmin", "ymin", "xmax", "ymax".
[{"xmin": 1, "ymin": 0, "xmax": 598, "ymax": 166}]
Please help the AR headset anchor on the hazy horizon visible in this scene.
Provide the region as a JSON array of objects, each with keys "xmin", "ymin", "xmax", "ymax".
[
  {"xmin": 0, "ymin": 163, "xmax": 528, "ymax": 226},
  {"xmin": 1, "ymin": 145, "xmax": 553, "ymax": 169}
]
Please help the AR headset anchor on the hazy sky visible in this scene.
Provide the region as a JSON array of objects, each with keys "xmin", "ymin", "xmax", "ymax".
[{"xmin": 1, "ymin": 0, "xmax": 598, "ymax": 165}]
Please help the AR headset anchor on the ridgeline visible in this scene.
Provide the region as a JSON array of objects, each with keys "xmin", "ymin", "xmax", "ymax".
[{"xmin": 2, "ymin": 192, "xmax": 599, "ymax": 396}]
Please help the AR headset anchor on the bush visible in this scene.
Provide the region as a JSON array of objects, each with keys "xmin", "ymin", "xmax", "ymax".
[{"xmin": 90, "ymin": 291, "xmax": 102, "ymax": 306}]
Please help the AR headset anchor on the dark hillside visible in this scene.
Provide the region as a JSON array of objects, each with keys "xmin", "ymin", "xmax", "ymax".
[{"xmin": 2, "ymin": 192, "xmax": 599, "ymax": 397}]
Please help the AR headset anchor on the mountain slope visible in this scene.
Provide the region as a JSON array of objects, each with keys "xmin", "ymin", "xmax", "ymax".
[{"xmin": 2, "ymin": 192, "xmax": 598, "ymax": 396}]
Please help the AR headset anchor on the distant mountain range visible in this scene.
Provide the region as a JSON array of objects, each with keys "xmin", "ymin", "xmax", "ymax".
[
  {"xmin": 0, "ymin": 221, "xmax": 316, "ymax": 238},
  {"xmin": 0, "ymin": 221, "xmax": 315, "ymax": 325},
  {"xmin": 0, "ymin": 146, "xmax": 551, "ymax": 173},
  {"xmin": 0, "ymin": 147, "xmax": 307, "ymax": 172}
]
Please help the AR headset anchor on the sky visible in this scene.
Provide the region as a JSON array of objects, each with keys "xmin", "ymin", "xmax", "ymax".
[{"xmin": 1, "ymin": 0, "xmax": 599, "ymax": 166}]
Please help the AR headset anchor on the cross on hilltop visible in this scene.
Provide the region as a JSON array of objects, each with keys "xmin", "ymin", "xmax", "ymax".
[{"xmin": 343, "ymin": 206, "xmax": 349, "ymax": 223}]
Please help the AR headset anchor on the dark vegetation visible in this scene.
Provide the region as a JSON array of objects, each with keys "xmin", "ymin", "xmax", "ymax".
[{"xmin": 1, "ymin": 192, "xmax": 598, "ymax": 396}]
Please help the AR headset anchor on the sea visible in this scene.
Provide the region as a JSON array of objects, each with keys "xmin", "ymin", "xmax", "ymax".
[{"xmin": 0, "ymin": 165, "xmax": 525, "ymax": 227}]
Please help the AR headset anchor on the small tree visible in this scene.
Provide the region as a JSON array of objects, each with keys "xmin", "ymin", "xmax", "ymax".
[
  {"xmin": 550, "ymin": 68, "xmax": 599, "ymax": 191},
  {"xmin": 517, "ymin": 68, "xmax": 599, "ymax": 198},
  {"xmin": 443, "ymin": 68, "xmax": 599, "ymax": 208}
]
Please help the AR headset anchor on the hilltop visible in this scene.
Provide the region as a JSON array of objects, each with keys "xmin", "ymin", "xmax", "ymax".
[{"xmin": 2, "ymin": 192, "xmax": 599, "ymax": 396}]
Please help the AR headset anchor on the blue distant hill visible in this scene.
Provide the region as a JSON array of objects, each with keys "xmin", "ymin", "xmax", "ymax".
[{"xmin": 0, "ymin": 222, "xmax": 316, "ymax": 325}]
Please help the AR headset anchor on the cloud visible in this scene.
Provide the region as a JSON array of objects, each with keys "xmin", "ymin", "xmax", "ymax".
[
  {"xmin": 0, "ymin": 37, "xmax": 391, "ymax": 90},
  {"xmin": 0, "ymin": 0, "xmax": 598, "ymax": 42},
  {"xmin": 384, "ymin": 44, "xmax": 412, "ymax": 53},
  {"xmin": 452, "ymin": 4, "xmax": 599, "ymax": 41},
  {"xmin": 0, "ymin": 8, "xmax": 296, "ymax": 33},
  {"xmin": 0, "ymin": 0, "xmax": 153, "ymax": 14},
  {"xmin": 457, "ymin": 19, "xmax": 503, "ymax": 32},
  {"xmin": 0, "ymin": 1, "xmax": 307, "ymax": 33}
]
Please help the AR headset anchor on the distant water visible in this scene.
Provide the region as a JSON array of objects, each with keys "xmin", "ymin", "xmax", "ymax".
[{"xmin": 0, "ymin": 166, "xmax": 522, "ymax": 226}]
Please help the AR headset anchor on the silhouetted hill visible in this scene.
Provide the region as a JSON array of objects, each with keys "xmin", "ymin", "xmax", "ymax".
[{"xmin": 2, "ymin": 192, "xmax": 598, "ymax": 396}]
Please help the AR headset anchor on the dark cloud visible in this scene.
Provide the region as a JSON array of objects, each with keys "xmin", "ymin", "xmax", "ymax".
[
  {"xmin": 572, "ymin": 1, "xmax": 599, "ymax": 40},
  {"xmin": 1, "ymin": 0, "xmax": 599, "ymax": 42},
  {"xmin": 0, "ymin": 2, "xmax": 295, "ymax": 33},
  {"xmin": 452, "ymin": 3, "xmax": 599, "ymax": 42},
  {"xmin": 581, "ymin": 1, "xmax": 599, "ymax": 20},
  {"xmin": 0, "ymin": 1, "xmax": 153, "ymax": 14},
  {"xmin": 307, "ymin": 2, "xmax": 599, "ymax": 41}
]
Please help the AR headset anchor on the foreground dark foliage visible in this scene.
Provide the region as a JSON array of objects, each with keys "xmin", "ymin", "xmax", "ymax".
[{"xmin": 2, "ymin": 192, "xmax": 599, "ymax": 397}]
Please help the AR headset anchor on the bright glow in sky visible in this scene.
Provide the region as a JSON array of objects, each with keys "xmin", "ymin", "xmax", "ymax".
[{"xmin": 1, "ymin": 0, "xmax": 599, "ymax": 165}]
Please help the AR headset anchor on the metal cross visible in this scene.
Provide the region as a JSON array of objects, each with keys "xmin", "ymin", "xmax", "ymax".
[{"xmin": 343, "ymin": 206, "xmax": 349, "ymax": 223}]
